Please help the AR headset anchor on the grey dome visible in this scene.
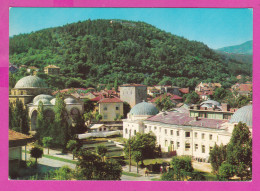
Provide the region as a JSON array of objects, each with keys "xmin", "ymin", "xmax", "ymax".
[
  {"xmin": 201, "ymin": 100, "xmax": 220, "ymax": 106},
  {"xmin": 33, "ymin": 94, "xmax": 53, "ymax": 104},
  {"xmin": 230, "ymin": 105, "xmax": 252, "ymax": 127},
  {"xmin": 64, "ymin": 97, "xmax": 77, "ymax": 104},
  {"xmin": 34, "ymin": 98, "xmax": 51, "ymax": 105},
  {"xmin": 50, "ymin": 98, "xmax": 56, "ymax": 105},
  {"xmin": 15, "ymin": 76, "xmax": 47, "ymax": 88},
  {"xmin": 130, "ymin": 101, "xmax": 159, "ymax": 116}
]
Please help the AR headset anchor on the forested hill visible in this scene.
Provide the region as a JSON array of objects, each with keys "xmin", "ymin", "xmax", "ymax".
[
  {"xmin": 9, "ymin": 19, "xmax": 252, "ymax": 89},
  {"xmin": 217, "ymin": 40, "xmax": 252, "ymax": 55}
]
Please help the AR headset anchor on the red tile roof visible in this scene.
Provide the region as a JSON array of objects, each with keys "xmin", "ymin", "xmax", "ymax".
[
  {"xmin": 146, "ymin": 111, "xmax": 227, "ymax": 129},
  {"xmin": 150, "ymin": 93, "xmax": 183, "ymax": 103},
  {"xmin": 98, "ymin": 97, "xmax": 123, "ymax": 103},
  {"xmin": 91, "ymin": 95, "xmax": 105, "ymax": 102},
  {"xmin": 179, "ymin": 88, "xmax": 189, "ymax": 94},
  {"xmin": 237, "ymin": 84, "xmax": 252, "ymax": 92}
]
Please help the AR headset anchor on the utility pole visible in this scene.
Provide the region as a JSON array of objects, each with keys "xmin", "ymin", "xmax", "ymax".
[{"xmin": 129, "ymin": 130, "xmax": 131, "ymax": 172}]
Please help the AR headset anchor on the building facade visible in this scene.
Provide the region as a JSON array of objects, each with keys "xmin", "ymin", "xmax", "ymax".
[
  {"xmin": 98, "ymin": 97, "xmax": 123, "ymax": 122},
  {"xmin": 120, "ymin": 84, "xmax": 147, "ymax": 108},
  {"xmin": 123, "ymin": 101, "xmax": 252, "ymax": 162},
  {"xmin": 44, "ymin": 65, "xmax": 60, "ymax": 75}
]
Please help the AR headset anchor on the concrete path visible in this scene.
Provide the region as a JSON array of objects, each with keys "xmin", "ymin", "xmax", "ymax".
[{"xmin": 121, "ymin": 165, "xmax": 161, "ymax": 181}]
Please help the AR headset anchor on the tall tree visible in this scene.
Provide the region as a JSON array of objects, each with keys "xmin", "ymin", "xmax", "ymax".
[
  {"xmin": 226, "ymin": 122, "xmax": 252, "ymax": 180},
  {"xmin": 209, "ymin": 144, "xmax": 227, "ymax": 174}
]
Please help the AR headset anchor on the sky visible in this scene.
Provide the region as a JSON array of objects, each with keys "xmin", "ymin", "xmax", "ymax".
[{"xmin": 9, "ymin": 8, "xmax": 253, "ymax": 49}]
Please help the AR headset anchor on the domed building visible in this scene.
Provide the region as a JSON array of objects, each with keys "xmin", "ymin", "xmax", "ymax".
[
  {"xmin": 123, "ymin": 101, "xmax": 159, "ymax": 139},
  {"xmin": 10, "ymin": 76, "xmax": 84, "ymax": 131},
  {"xmin": 230, "ymin": 104, "xmax": 252, "ymax": 127},
  {"xmin": 9, "ymin": 75, "xmax": 51, "ymax": 104}
]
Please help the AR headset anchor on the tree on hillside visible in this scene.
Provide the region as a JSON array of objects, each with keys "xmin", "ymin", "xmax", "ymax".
[
  {"xmin": 155, "ymin": 95, "xmax": 175, "ymax": 111},
  {"xmin": 226, "ymin": 122, "xmax": 252, "ymax": 180},
  {"xmin": 184, "ymin": 91, "xmax": 200, "ymax": 104},
  {"xmin": 213, "ymin": 87, "xmax": 229, "ymax": 102}
]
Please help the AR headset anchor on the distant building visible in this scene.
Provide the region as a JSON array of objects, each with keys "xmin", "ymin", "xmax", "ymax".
[
  {"xmin": 231, "ymin": 83, "xmax": 252, "ymax": 97},
  {"xmin": 120, "ymin": 84, "xmax": 147, "ymax": 108},
  {"xmin": 150, "ymin": 93, "xmax": 183, "ymax": 105},
  {"xmin": 27, "ymin": 66, "xmax": 39, "ymax": 75},
  {"xmin": 44, "ymin": 65, "xmax": 60, "ymax": 75},
  {"xmin": 9, "ymin": 76, "xmax": 84, "ymax": 131},
  {"xmin": 195, "ymin": 82, "xmax": 221, "ymax": 92},
  {"xmin": 189, "ymin": 100, "xmax": 237, "ymax": 120},
  {"xmin": 98, "ymin": 97, "xmax": 124, "ymax": 122}
]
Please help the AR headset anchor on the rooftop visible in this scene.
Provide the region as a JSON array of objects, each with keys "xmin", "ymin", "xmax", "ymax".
[
  {"xmin": 98, "ymin": 97, "xmax": 123, "ymax": 103},
  {"xmin": 146, "ymin": 110, "xmax": 227, "ymax": 129},
  {"xmin": 120, "ymin": 83, "xmax": 147, "ymax": 87},
  {"xmin": 9, "ymin": 130, "xmax": 32, "ymax": 141}
]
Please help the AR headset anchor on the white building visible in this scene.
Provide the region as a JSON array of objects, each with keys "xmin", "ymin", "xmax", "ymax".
[{"xmin": 123, "ymin": 102, "xmax": 252, "ymax": 162}]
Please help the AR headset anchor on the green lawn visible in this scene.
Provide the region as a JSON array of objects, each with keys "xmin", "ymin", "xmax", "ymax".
[{"xmin": 42, "ymin": 155, "xmax": 77, "ymax": 164}]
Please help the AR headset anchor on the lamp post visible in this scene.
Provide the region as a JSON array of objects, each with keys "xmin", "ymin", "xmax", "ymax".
[{"xmin": 129, "ymin": 130, "xmax": 131, "ymax": 172}]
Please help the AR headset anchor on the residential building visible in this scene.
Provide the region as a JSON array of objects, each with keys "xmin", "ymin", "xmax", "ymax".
[
  {"xmin": 189, "ymin": 100, "xmax": 237, "ymax": 120},
  {"xmin": 44, "ymin": 65, "xmax": 60, "ymax": 75},
  {"xmin": 231, "ymin": 83, "xmax": 252, "ymax": 97},
  {"xmin": 98, "ymin": 97, "xmax": 124, "ymax": 122}
]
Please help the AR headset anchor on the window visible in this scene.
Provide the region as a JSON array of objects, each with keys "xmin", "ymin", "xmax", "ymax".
[
  {"xmin": 177, "ymin": 131, "xmax": 180, "ymax": 136},
  {"xmin": 116, "ymin": 106, "xmax": 119, "ymax": 110},
  {"xmin": 165, "ymin": 140, "xmax": 168, "ymax": 147},
  {"xmin": 145, "ymin": 125, "xmax": 148, "ymax": 129},
  {"xmin": 210, "ymin": 146, "xmax": 213, "ymax": 151},
  {"xmin": 104, "ymin": 114, "xmax": 108, "ymax": 119},
  {"xmin": 185, "ymin": 132, "xmax": 190, "ymax": 137},
  {"xmin": 202, "ymin": 133, "xmax": 205, "ymax": 139},
  {"xmin": 202, "ymin": 145, "xmax": 205, "ymax": 153},
  {"xmin": 165, "ymin": 129, "xmax": 167, "ymax": 135},
  {"xmin": 125, "ymin": 128, "xmax": 128, "ymax": 134},
  {"xmin": 209, "ymin": 134, "xmax": 213, "ymax": 140},
  {"xmin": 104, "ymin": 106, "xmax": 107, "ymax": 111},
  {"xmin": 154, "ymin": 126, "xmax": 157, "ymax": 131},
  {"xmin": 185, "ymin": 143, "xmax": 190, "ymax": 151},
  {"xmin": 116, "ymin": 114, "xmax": 119, "ymax": 118},
  {"xmin": 104, "ymin": 128, "xmax": 106, "ymax": 131},
  {"xmin": 194, "ymin": 132, "xmax": 198, "ymax": 138},
  {"xmin": 195, "ymin": 144, "xmax": 198, "ymax": 151},
  {"xmin": 170, "ymin": 130, "xmax": 173, "ymax": 135},
  {"xmin": 134, "ymin": 130, "xmax": 137, "ymax": 135},
  {"xmin": 177, "ymin": 142, "xmax": 180, "ymax": 148}
]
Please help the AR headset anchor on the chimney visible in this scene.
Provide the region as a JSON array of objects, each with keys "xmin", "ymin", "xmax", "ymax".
[{"xmin": 221, "ymin": 103, "xmax": 228, "ymax": 112}]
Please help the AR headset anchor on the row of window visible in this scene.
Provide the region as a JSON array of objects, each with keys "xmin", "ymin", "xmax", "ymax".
[
  {"xmin": 103, "ymin": 106, "xmax": 120, "ymax": 111},
  {"xmin": 125, "ymin": 128, "xmax": 137, "ymax": 135},
  {"xmin": 145, "ymin": 125, "xmax": 214, "ymax": 140},
  {"xmin": 165, "ymin": 140, "xmax": 213, "ymax": 153}
]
